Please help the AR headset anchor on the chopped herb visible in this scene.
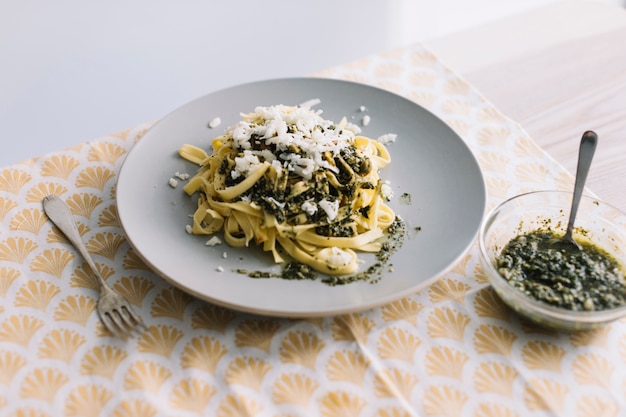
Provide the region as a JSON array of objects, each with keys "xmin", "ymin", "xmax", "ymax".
[
  {"xmin": 282, "ymin": 263, "xmax": 317, "ymax": 280},
  {"xmin": 248, "ymin": 271, "xmax": 275, "ymax": 279},
  {"xmin": 400, "ymin": 193, "xmax": 412, "ymax": 205}
]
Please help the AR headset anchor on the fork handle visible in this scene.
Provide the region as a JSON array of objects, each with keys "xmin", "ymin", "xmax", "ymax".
[{"xmin": 42, "ymin": 194, "xmax": 108, "ymax": 288}]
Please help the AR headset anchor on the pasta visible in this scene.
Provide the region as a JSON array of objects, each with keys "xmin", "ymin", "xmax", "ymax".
[{"xmin": 179, "ymin": 101, "xmax": 397, "ymax": 275}]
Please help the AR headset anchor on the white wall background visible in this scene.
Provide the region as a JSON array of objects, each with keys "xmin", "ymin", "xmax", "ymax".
[{"xmin": 0, "ymin": 0, "xmax": 623, "ymax": 166}]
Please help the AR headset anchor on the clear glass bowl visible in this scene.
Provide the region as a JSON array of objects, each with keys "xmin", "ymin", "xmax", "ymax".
[{"xmin": 478, "ymin": 190, "xmax": 626, "ymax": 331}]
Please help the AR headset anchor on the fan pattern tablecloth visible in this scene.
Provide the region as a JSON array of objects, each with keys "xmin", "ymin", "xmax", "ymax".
[{"xmin": 1, "ymin": 44, "xmax": 625, "ymax": 417}]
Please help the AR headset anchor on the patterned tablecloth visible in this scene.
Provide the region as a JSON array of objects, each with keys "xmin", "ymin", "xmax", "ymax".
[{"xmin": 1, "ymin": 44, "xmax": 625, "ymax": 417}]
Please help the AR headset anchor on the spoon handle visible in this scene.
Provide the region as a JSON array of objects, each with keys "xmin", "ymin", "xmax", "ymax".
[{"xmin": 567, "ymin": 131, "xmax": 598, "ymax": 234}]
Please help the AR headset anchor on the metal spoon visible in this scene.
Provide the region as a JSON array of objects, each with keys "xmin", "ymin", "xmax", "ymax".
[{"xmin": 551, "ymin": 130, "xmax": 598, "ymax": 252}]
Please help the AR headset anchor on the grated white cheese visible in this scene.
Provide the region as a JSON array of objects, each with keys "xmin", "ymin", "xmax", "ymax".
[
  {"xmin": 270, "ymin": 159, "xmax": 284, "ymax": 175},
  {"xmin": 231, "ymin": 151, "xmax": 267, "ymax": 179},
  {"xmin": 377, "ymin": 133, "xmax": 397, "ymax": 144},
  {"xmin": 205, "ymin": 236, "xmax": 222, "ymax": 246},
  {"xmin": 299, "ymin": 98, "xmax": 321, "ymax": 108},
  {"xmin": 301, "ymin": 200, "xmax": 318, "ymax": 216},
  {"xmin": 344, "ymin": 121, "xmax": 362, "ymax": 134},
  {"xmin": 319, "ymin": 199, "xmax": 339, "ymax": 222},
  {"xmin": 209, "ymin": 117, "xmax": 221, "ymax": 128},
  {"xmin": 185, "ymin": 225, "xmax": 193, "ymax": 234},
  {"xmin": 361, "ymin": 115, "xmax": 371, "ymax": 126},
  {"xmin": 174, "ymin": 171, "xmax": 190, "ymax": 181},
  {"xmin": 326, "ymin": 247, "xmax": 353, "ymax": 267},
  {"xmin": 267, "ymin": 196, "xmax": 285, "ymax": 208},
  {"xmin": 381, "ymin": 182, "xmax": 394, "ymax": 201},
  {"xmin": 168, "ymin": 178, "xmax": 179, "ymax": 188},
  {"xmin": 216, "ymin": 266, "xmax": 224, "ymax": 272},
  {"xmin": 225, "ymin": 103, "xmax": 356, "ymax": 181}
]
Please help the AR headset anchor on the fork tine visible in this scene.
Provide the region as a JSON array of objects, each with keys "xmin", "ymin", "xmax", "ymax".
[
  {"xmin": 98, "ymin": 310, "xmax": 122, "ymax": 337},
  {"xmin": 122, "ymin": 304, "xmax": 146, "ymax": 328},
  {"xmin": 107, "ymin": 310, "xmax": 133, "ymax": 338},
  {"xmin": 118, "ymin": 305, "xmax": 145, "ymax": 333}
]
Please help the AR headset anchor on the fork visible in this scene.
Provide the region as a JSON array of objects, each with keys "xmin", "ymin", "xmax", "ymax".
[{"xmin": 43, "ymin": 194, "xmax": 145, "ymax": 338}]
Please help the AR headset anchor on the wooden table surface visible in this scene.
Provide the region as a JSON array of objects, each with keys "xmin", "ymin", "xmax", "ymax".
[{"xmin": 426, "ymin": 0, "xmax": 626, "ymax": 212}]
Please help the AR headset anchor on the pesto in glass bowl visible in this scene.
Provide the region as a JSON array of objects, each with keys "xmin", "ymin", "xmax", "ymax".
[{"xmin": 479, "ymin": 190, "xmax": 626, "ymax": 331}]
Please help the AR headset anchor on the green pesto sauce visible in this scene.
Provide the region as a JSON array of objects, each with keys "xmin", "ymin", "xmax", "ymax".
[
  {"xmin": 495, "ymin": 229, "xmax": 626, "ymax": 311},
  {"xmin": 322, "ymin": 216, "xmax": 407, "ymax": 286},
  {"xmin": 237, "ymin": 262, "xmax": 317, "ymax": 281},
  {"xmin": 238, "ymin": 216, "xmax": 408, "ymax": 286}
]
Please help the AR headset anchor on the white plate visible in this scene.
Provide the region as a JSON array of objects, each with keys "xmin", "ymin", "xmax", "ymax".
[{"xmin": 117, "ymin": 78, "xmax": 486, "ymax": 317}]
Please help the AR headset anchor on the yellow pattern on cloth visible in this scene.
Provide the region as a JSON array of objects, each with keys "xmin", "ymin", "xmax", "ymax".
[{"xmin": 0, "ymin": 44, "xmax": 623, "ymax": 416}]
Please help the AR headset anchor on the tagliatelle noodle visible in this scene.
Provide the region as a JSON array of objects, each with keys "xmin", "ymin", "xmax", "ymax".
[{"xmin": 179, "ymin": 102, "xmax": 396, "ymax": 275}]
